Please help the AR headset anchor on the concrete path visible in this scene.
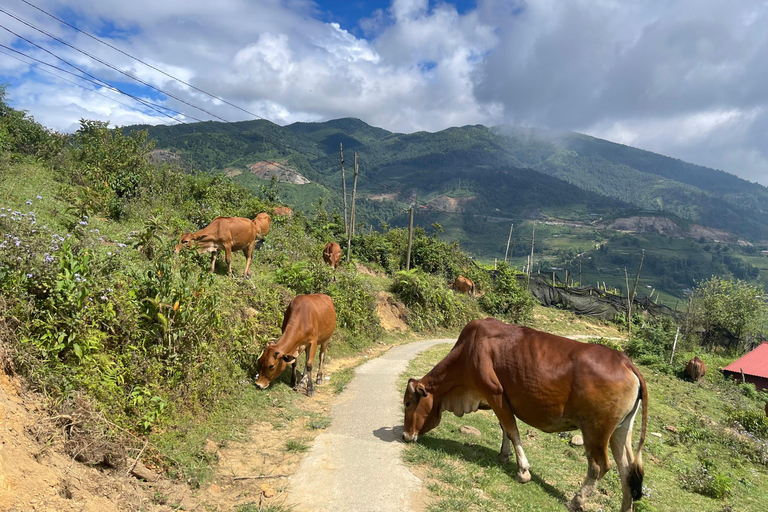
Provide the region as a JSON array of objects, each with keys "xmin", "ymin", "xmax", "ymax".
[{"xmin": 288, "ymin": 338, "xmax": 455, "ymax": 512}]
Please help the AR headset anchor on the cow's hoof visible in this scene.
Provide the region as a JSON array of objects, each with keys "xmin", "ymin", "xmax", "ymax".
[
  {"xmin": 497, "ymin": 453, "xmax": 510, "ymax": 464},
  {"xmin": 315, "ymin": 378, "xmax": 322, "ymax": 385},
  {"xmin": 516, "ymin": 469, "xmax": 531, "ymax": 483},
  {"xmin": 307, "ymin": 388, "xmax": 315, "ymax": 397},
  {"xmin": 566, "ymin": 498, "xmax": 585, "ymax": 512}
]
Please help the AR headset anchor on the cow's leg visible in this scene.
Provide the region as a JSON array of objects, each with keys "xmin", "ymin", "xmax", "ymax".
[
  {"xmin": 569, "ymin": 433, "xmax": 611, "ymax": 512},
  {"xmin": 224, "ymin": 244, "xmax": 233, "ymax": 276},
  {"xmin": 610, "ymin": 405, "xmax": 641, "ymax": 512},
  {"xmin": 315, "ymin": 340, "xmax": 328, "ymax": 384},
  {"xmin": 290, "ymin": 358, "xmax": 299, "ymax": 389},
  {"xmin": 210, "ymin": 252, "xmax": 217, "ymax": 273},
  {"xmin": 488, "ymin": 395, "xmax": 531, "ymax": 482},
  {"xmin": 304, "ymin": 340, "xmax": 319, "ymax": 397},
  {"xmin": 243, "ymin": 240, "xmax": 255, "ymax": 278},
  {"xmin": 498, "ymin": 423, "xmax": 512, "ymax": 464}
]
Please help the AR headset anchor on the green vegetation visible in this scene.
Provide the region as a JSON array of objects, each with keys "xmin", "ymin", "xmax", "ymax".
[
  {"xmin": 690, "ymin": 276, "xmax": 767, "ymax": 351},
  {"xmin": 126, "ymin": 114, "xmax": 768, "ymax": 301}
]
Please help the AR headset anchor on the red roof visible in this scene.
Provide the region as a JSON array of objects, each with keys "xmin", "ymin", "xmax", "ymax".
[{"xmin": 722, "ymin": 342, "xmax": 768, "ymax": 379}]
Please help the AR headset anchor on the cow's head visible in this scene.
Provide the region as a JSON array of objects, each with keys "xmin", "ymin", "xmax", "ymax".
[
  {"xmin": 254, "ymin": 343, "xmax": 295, "ymax": 390},
  {"xmin": 174, "ymin": 233, "xmax": 194, "ymax": 253},
  {"xmin": 402, "ymin": 378, "xmax": 436, "ymax": 442}
]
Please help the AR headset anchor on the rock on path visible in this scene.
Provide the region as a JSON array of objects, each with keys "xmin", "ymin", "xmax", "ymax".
[{"xmin": 288, "ymin": 339, "xmax": 454, "ymax": 512}]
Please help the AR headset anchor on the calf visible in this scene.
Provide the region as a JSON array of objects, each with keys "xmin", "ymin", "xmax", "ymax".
[
  {"xmin": 403, "ymin": 318, "xmax": 648, "ymax": 512},
  {"xmin": 686, "ymin": 356, "xmax": 706, "ymax": 382},
  {"xmin": 273, "ymin": 206, "xmax": 293, "ymax": 217},
  {"xmin": 451, "ymin": 275, "xmax": 475, "ymax": 295},
  {"xmin": 323, "ymin": 242, "xmax": 342, "ymax": 269},
  {"xmin": 255, "ymin": 294, "xmax": 336, "ymax": 397},
  {"xmin": 174, "ymin": 217, "xmax": 258, "ymax": 277}
]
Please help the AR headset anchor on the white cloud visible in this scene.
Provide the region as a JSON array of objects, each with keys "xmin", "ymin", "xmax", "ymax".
[{"xmin": 1, "ymin": 0, "xmax": 767, "ymax": 185}]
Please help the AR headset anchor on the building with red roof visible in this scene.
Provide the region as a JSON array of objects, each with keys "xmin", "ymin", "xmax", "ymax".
[{"xmin": 722, "ymin": 342, "xmax": 768, "ymax": 391}]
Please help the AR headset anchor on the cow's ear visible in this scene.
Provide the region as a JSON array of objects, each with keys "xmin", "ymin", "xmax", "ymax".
[
  {"xmin": 193, "ymin": 234, "xmax": 207, "ymax": 241},
  {"xmin": 417, "ymin": 384, "xmax": 427, "ymax": 397},
  {"xmin": 282, "ymin": 354, "xmax": 296, "ymax": 363},
  {"xmin": 407, "ymin": 379, "xmax": 417, "ymax": 396}
]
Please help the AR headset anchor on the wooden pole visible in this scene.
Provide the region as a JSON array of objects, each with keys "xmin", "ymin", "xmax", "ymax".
[
  {"xmin": 351, "ymin": 153, "xmax": 358, "ymax": 236},
  {"xmin": 669, "ymin": 326, "xmax": 681, "ymax": 364},
  {"xmin": 504, "ymin": 223, "xmax": 514, "ymax": 262},
  {"xmin": 527, "ymin": 222, "xmax": 535, "ymax": 290},
  {"xmin": 406, "ymin": 204, "xmax": 415, "ymax": 271},
  {"xmin": 346, "ymin": 153, "xmax": 358, "ymax": 262},
  {"xmin": 625, "ymin": 267, "xmax": 632, "ymax": 334},
  {"xmin": 630, "ymin": 250, "xmax": 645, "ymax": 308},
  {"xmin": 340, "ymin": 143, "xmax": 348, "ymax": 236},
  {"xmin": 578, "ymin": 257, "xmax": 582, "ymax": 287}
]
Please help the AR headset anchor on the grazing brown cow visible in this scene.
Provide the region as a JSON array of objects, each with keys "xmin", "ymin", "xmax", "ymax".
[
  {"xmin": 451, "ymin": 275, "xmax": 475, "ymax": 295},
  {"xmin": 686, "ymin": 357, "xmax": 706, "ymax": 382},
  {"xmin": 403, "ymin": 318, "xmax": 648, "ymax": 512},
  {"xmin": 175, "ymin": 217, "xmax": 258, "ymax": 277},
  {"xmin": 252, "ymin": 212, "xmax": 271, "ymax": 239},
  {"xmin": 255, "ymin": 294, "xmax": 336, "ymax": 397},
  {"xmin": 273, "ymin": 206, "xmax": 293, "ymax": 217},
  {"xmin": 323, "ymin": 242, "xmax": 342, "ymax": 269}
]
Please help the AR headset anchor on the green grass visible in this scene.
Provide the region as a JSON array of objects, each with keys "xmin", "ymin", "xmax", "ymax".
[
  {"xmin": 285, "ymin": 438, "xmax": 311, "ymax": 453},
  {"xmin": 401, "ymin": 344, "xmax": 768, "ymax": 512}
]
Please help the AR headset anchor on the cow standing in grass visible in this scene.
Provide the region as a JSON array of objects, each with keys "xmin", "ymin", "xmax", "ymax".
[
  {"xmin": 686, "ymin": 356, "xmax": 706, "ymax": 382},
  {"xmin": 255, "ymin": 294, "xmax": 336, "ymax": 397},
  {"xmin": 323, "ymin": 242, "xmax": 342, "ymax": 269},
  {"xmin": 403, "ymin": 318, "xmax": 648, "ymax": 512},
  {"xmin": 175, "ymin": 217, "xmax": 258, "ymax": 277},
  {"xmin": 451, "ymin": 275, "xmax": 475, "ymax": 296}
]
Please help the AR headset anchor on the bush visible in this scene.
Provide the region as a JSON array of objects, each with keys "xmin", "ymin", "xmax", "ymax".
[
  {"xmin": 478, "ymin": 263, "xmax": 536, "ymax": 323},
  {"xmin": 679, "ymin": 456, "xmax": 732, "ymax": 499},
  {"xmin": 728, "ymin": 407, "xmax": 768, "ymax": 440},
  {"xmin": 392, "ymin": 269, "xmax": 479, "ymax": 331},
  {"xmin": 625, "ymin": 318, "xmax": 683, "ymax": 374}
]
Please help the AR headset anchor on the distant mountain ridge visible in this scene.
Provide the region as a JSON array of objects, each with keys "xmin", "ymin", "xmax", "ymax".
[{"xmin": 124, "ymin": 117, "xmax": 768, "ymax": 243}]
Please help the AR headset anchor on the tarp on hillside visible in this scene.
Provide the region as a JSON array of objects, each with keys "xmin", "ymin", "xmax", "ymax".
[{"xmin": 517, "ymin": 274, "xmax": 678, "ymax": 321}]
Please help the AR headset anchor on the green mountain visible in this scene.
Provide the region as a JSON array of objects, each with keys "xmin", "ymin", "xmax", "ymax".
[{"xmin": 125, "ymin": 117, "xmax": 768, "ymax": 300}]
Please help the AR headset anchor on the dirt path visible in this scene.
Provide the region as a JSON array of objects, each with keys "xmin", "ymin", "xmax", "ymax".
[{"xmin": 287, "ymin": 338, "xmax": 454, "ymax": 512}]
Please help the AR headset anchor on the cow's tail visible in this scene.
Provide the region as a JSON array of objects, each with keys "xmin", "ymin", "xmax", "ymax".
[{"xmin": 628, "ymin": 364, "xmax": 648, "ymax": 501}]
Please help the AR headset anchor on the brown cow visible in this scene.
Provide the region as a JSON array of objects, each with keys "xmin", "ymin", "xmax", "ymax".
[
  {"xmin": 323, "ymin": 242, "xmax": 342, "ymax": 269},
  {"xmin": 255, "ymin": 294, "xmax": 336, "ymax": 397},
  {"xmin": 273, "ymin": 206, "xmax": 293, "ymax": 217},
  {"xmin": 253, "ymin": 212, "xmax": 271, "ymax": 239},
  {"xmin": 686, "ymin": 356, "xmax": 706, "ymax": 382},
  {"xmin": 175, "ymin": 217, "xmax": 258, "ymax": 277},
  {"xmin": 451, "ymin": 275, "xmax": 475, "ymax": 295},
  {"xmin": 403, "ymin": 318, "xmax": 648, "ymax": 512}
]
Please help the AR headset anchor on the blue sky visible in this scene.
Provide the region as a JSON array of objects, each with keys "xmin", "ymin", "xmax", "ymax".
[{"xmin": 0, "ymin": 0, "xmax": 767, "ymax": 185}]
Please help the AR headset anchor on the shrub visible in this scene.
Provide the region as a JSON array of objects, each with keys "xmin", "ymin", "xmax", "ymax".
[
  {"xmin": 392, "ymin": 269, "xmax": 479, "ymax": 331},
  {"xmin": 679, "ymin": 456, "xmax": 732, "ymax": 499},
  {"xmin": 478, "ymin": 263, "xmax": 536, "ymax": 323},
  {"xmin": 728, "ymin": 407, "xmax": 768, "ymax": 440},
  {"xmin": 625, "ymin": 317, "xmax": 682, "ymax": 375}
]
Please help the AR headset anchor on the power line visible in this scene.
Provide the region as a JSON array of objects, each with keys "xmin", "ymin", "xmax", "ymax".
[
  {"xmin": 0, "ymin": 46, "xmax": 176, "ymax": 121},
  {"xmin": 0, "ymin": 39, "xmax": 201, "ymax": 123},
  {"xmin": 16, "ymin": 0, "xmax": 271, "ymax": 122},
  {"xmin": 0, "ymin": 6, "xmax": 232, "ymax": 123}
]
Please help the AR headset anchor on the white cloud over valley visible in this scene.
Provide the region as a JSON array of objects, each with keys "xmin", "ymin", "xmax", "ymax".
[{"xmin": 0, "ymin": 0, "xmax": 766, "ymax": 184}]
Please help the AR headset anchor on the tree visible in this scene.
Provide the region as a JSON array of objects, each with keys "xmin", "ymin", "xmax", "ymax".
[{"xmin": 690, "ymin": 276, "xmax": 767, "ymax": 351}]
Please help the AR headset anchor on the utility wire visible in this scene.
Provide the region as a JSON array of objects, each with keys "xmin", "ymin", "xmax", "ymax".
[
  {"xmin": 0, "ymin": 39, "xmax": 201, "ymax": 123},
  {"xmin": 16, "ymin": 0, "xmax": 271, "ymax": 122},
  {"xmin": 0, "ymin": 6, "xmax": 232, "ymax": 123},
  {"xmin": 0, "ymin": 46, "xmax": 177, "ymax": 121}
]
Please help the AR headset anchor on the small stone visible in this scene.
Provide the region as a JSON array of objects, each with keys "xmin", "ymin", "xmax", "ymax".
[
  {"xmin": 459, "ymin": 425, "xmax": 482, "ymax": 436},
  {"xmin": 208, "ymin": 484, "xmax": 220, "ymax": 493},
  {"xmin": 260, "ymin": 484, "xmax": 277, "ymax": 498},
  {"xmin": 651, "ymin": 432, "xmax": 662, "ymax": 438},
  {"xmin": 570, "ymin": 435, "xmax": 584, "ymax": 447}
]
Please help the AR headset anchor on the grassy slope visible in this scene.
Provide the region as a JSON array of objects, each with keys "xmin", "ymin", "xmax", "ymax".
[{"xmin": 401, "ymin": 344, "xmax": 768, "ymax": 512}]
